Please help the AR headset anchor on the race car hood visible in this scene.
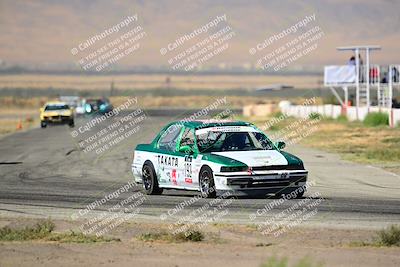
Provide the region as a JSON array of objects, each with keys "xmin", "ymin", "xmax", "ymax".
[
  {"xmin": 42, "ymin": 110, "xmax": 72, "ymax": 116},
  {"xmin": 211, "ymin": 150, "xmax": 288, "ymax": 167}
]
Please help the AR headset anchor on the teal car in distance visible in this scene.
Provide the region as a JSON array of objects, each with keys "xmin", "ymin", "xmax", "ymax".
[{"xmin": 85, "ymin": 98, "xmax": 113, "ymax": 115}]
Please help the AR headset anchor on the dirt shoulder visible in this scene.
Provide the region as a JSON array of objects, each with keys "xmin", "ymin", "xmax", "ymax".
[{"xmin": 0, "ymin": 217, "xmax": 399, "ymax": 267}]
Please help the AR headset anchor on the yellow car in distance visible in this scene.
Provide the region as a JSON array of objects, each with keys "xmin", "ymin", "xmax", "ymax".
[{"xmin": 40, "ymin": 102, "xmax": 75, "ymax": 128}]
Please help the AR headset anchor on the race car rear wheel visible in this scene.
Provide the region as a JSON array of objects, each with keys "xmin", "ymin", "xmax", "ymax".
[
  {"xmin": 199, "ymin": 166, "xmax": 216, "ymax": 198},
  {"xmin": 142, "ymin": 163, "xmax": 163, "ymax": 195}
]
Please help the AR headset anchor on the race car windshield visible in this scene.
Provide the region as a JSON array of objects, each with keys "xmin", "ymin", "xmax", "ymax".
[
  {"xmin": 45, "ymin": 105, "xmax": 70, "ymax": 111},
  {"xmin": 196, "ymin": 131, "xmax": 275, "ymax": 153}
]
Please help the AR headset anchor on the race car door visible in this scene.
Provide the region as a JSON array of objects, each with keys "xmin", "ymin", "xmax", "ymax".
[
  {"xmin": 156, "ymin": 124, "xmax": 183, "ymax": 187},
  {"xmin": 176, "ymin": 127, "xmax": 197, "ymax": 189}
]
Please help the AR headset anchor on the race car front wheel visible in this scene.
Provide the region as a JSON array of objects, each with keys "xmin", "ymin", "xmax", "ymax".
[
  {"xmin": 294, "ymin": 190, "xmax": 304, "ymax": 198},
  {"xmin": 199, "ymin": 166, "xmax": 216, "ymax": 198},
  {"xmin": 276, "ymin": 189, "xmax": 304, "ymax": 199},
  {"xmin": 142, "ymin": 163, "xmax": 163, "ymax": 195}
]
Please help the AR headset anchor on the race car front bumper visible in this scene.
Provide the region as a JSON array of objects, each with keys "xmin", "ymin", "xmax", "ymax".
[
  {"xmin": 214, "ymin": 170, "xmax": 308, "ymax": 195},
  {"xmin": 42, "ymin": 115, "xmax": 73, "ymax": 124}
]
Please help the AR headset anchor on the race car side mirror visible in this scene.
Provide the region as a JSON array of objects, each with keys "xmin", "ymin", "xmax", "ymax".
[
  {"xmin": 276, "ymin": 141, "xmax": 286, "ymax": 150},
  {"xmin": 178, "ymin": 145, "xmax": 194, "ymax": 154},
  {"xmin": 39, "ymin": 107, "xmax": 44, "ymax": 113}
]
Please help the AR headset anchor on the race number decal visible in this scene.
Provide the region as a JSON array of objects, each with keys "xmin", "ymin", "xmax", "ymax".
[{"xmin": 184, "ymin": 155, "xmax": 192, "ymax": 181}]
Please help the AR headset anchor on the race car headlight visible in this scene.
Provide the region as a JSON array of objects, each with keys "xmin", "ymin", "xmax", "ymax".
[
  {"xmin": 220, "ymin": 166, "xmax": 248, "ymax": 172},
  {"xmin": 85, "ymin": 105, "xmax": 92, "ymax": 113},
  {"xmin": 287, "ymin": 162, "xmax": 304, "ymax": 170}
]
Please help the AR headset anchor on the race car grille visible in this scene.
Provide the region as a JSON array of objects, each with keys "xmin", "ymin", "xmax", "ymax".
[
  {"xmin": 227, "ymin": 176, "xmax": 307, "ymax": 188},
  {"xmin": 251, "ymin": 165, "xmax": 304, "ymax": 171},
  {"xmin": 48, "ymin": 115, "xmax": 70, "ymax": 119},
  {"xmin": 220, "ymin": 166, "xmax": 248, "ymax": 172},
  {"xmin": 44, "ymin": 115, "xmax": 71, "ymax": 122}
]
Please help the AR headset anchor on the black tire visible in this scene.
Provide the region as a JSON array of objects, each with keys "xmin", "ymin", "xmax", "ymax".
[
  {"xmin": 142, "ymin": 163, "xmax": 163, "ymax": 195},
  {"xmin": 69, "ymin": 119, "xmax": 75, "ymax": 128},
  {"xmin": 295, "ymin": 190, "xmax": 304, "ymax": 199},
  {"xmin": 199, "ymin": 166, "xmax": 216, "ymax": 198},
  {"xmin": 40, "ymin": 121, "xmax": 47, "ymax": 128},
  {"xmin": 278, "ymin": 190, "xmax": 304, "ymax": 199}
]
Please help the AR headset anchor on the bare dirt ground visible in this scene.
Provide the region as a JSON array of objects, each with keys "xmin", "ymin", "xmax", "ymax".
[{"xmin": 0, "ymin": 217, "xmax": 399, "ymax": 267}]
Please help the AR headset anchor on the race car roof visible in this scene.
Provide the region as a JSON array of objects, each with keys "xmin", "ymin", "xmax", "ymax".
[{"xmin": 173, "ymin": 120, "xmax": 253, "ymax": 129}]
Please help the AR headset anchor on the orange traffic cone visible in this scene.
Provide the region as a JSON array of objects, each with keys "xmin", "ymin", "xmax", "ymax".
[{"xmin": 16, "ymin": 119, "xmax": 23, "ymax": 130}]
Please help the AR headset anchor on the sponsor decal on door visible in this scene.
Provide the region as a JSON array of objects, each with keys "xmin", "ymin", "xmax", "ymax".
[{"xmin": 172, "ymin": 169, "xmax": 177, "ymax": 185}]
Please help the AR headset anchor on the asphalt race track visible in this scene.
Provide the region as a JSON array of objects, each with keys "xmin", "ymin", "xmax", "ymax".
[{"xmin": 0, "ymin": 109, "xmax": 400, "ymax": 229}]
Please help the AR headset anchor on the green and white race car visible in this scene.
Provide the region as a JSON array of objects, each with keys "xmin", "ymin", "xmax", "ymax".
[{"xmin": 132, "ymin": 120, "xmax": 308, "ymax": 198}]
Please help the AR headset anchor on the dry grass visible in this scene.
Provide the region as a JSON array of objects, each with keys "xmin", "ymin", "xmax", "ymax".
[
  {"xmin": 139, "ymin": 230, "xmax": 204, "ymax": 243},
  {"xmin": 350, "ymin": 225, "xmax": 400, "ymax": 247},
  {"xmin": 249, "ymin": 114, "xmax": 400, "ymax": 173},
  {"xmin": 0, "ymin": 117, "xmax": 39, "ymax": 137},
  {"xmin": 302, "ymin": 120, "xmax": 400, "ymax": 164},
  {"xmin": 0, "ymin": 74, "xmax": 320, "ymax": 90},
  {"xmin": 0, "ymin": 219, "xmax": 118, "ymax": 243},
  {"xmin": 112, "ymin": 95, "xmax": 277, "ymax": 108},
  {"xmin": 0, "ymin": 98, "xmax": 46, "ymax": 137},
  {"xmin": 0, "ymin": 97, "xmax": 54, "ymax": 109},
  {"xmin": 0, "ymin": 95, "xmax": 277, "ymax": 110}
]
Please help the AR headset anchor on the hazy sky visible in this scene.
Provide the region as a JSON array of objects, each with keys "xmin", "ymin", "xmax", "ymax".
[{"xmin": 0, "ymin": 0, "xmax": 399, "ymax": 70}]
